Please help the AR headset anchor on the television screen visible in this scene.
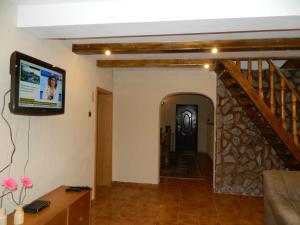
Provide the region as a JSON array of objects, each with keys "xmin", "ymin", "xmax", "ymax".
[
  {"xmin": 10, "ymin": 51, "xmax": 65, "ymax": 115},
  {"xmin": 19, "ymin": 59, "xmax": 63, "ymax": 109}
]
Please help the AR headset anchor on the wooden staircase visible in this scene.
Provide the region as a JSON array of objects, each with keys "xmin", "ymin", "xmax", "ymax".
[{"xmin": 215, "ymin": 59, "xmax": 300, "ymax": 169}]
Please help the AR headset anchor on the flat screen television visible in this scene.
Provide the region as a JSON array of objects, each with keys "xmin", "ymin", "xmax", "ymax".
[{"xmin": 9, "ymin": 51, "xmax": 65, "ymax": 115}]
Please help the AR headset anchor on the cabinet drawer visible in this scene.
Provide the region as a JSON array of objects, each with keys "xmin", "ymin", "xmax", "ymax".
[
  {"xmin": 68, "ymin": 193, "xmax": 90, "ymax": 225},
  {"xmin": 45, "ymin": 209, "xmax": 67, "ymax": 225}
]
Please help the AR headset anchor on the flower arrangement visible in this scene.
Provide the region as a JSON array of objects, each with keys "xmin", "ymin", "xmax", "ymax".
[
  {"xmin": 0, "ymin": 176, "xmax": 33, "ymax": 207},
  {"xmin": 13, "ymin": 176, "xmax": 33, "ymax": 206},
  {"xmin": 0, "ymin": 177, "xmax": 17, "ymax": 208}
]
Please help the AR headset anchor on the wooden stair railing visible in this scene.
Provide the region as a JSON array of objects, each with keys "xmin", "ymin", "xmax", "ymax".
[
  {"xmin": 218, "ymin": 59, "xmax": 300, "ymax": 164},
  {"xmin": 268, "ymin": 60, "xmax": 300, "ymax": 146}
]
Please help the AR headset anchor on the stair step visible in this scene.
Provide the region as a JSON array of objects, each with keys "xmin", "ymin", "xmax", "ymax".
[
  {"xmin": 253, "ymin": 118, "xmax": 264, "ymax": 123},
  {"xmin": 237, "ymin": 98, "xmax": 254, "ymax": 106},
  {"xmin": 219, "ymin": 59, "xmax": 300, "ymax": 166},
  {"xmin": 268, "ymin": 141, "xmax": 284, "ymax": 146},
  {"xmin": 261, "ymin": 132, "xmax": 276, "ymax": 137},
  {"xmin": 265, "ymin": 138, "xmax": 281, "ymax": 144},
  {"xmin": 251, "ymin": 120, "xmax": 265, "ymax": 126},
  {"xmin": 244, "ymin": 110, "xmax": 262, "ymax": 118},
  {"xmin": 239, "ymin": 106, "xmax": 259, "ymax": 111},
  {"xmin": 229, "ymin": 89, "xmax": 245, "ymax": 97},
  {"xmin": 259, "ymin": 128, "xmax": 275, "ymax": 135},
  {"xmin": 222, "ymin": 79, "xmax": 239, "ymax": 87},
  {"xmin": 266, "ymin": 137, "xmax": 281, "ymax": 143}
]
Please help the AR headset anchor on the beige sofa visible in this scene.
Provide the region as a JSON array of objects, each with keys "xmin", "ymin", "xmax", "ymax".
[{"xmin": 263, "ymin": 170, "xmax": 300, "ymax": 225}]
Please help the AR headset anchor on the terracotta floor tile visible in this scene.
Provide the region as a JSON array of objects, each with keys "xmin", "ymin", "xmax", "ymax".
[
  {"xmin": 91, "ymin": 155, "xmax": 263, "ymax": 225},
  {"xmin": 239, "ymin": 220, "xmax": 263, "ymax": 225},
  {"xmin": 177, "ymin": 213, "xmax": 199, "ymax": 225},
  {"xmin": 198, "ymin": 216, "xmax": 220, "ymax": 225}
]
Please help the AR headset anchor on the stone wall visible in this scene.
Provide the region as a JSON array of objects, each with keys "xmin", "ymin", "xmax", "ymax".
[
  {"xmin": 282, "ymin": 69, "xmax": 300, "ymax": 134},
  {"xmin": 284, "ymin": 69, "xmax": 300, "ymax": 95},
  {"xmin": 215, "ymin": 79, "xmax": 286, "ymax": 196}
]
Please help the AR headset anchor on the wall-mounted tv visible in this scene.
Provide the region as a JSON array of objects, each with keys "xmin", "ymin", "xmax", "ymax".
[{"xmin": 9, "ymin": 51, "xmax": 65, "ymax": 115}]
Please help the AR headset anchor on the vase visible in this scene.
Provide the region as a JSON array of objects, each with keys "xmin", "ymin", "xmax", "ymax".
[
  {"xmin": 14, "ymin": 206, "xmax": 24, "ymax": 225},
  {"xmin": 0, "ymin": 208, "xmax": 7, "ymax": 225}
]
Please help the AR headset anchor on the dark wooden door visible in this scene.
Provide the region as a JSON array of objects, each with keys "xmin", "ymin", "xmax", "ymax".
[{"xmin": 176, "ymin": 105, "xmax": 198, "ymax": 152}]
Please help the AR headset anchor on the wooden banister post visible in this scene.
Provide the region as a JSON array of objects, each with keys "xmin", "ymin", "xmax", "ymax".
[
  {"xmin": 236, "ymin": 60, "xmax": 241, "ymax": 70},
  {"xmin": 247, "ymin": 60, "xmax": 252, "ymax": 84},
  {"xmin": 291, "ymin": 93, "xmax": 299, "ymax": 145},
  {"xmin": 281, "ymin": 78, "xmax": 286, "ymax": 129},
  {"xmin": 258, "ymin": 59, "xmax": 263, "ymax": 100},
  {"xmin": 269, "ymin": 63, "xmax": 275, "ymax": 114}
]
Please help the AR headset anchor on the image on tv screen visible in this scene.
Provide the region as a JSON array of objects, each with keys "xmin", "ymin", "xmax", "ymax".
[{"xmin": 18, "ymin": 59, "xmax": 63, "ymax": 109}]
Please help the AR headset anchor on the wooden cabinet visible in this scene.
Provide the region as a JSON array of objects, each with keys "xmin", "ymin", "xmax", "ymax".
[
  {"xmin": 7, "ymin": 186, "xmax": 91, "ymax": 225},
  {"xmin": 45, "ymin": 209, "xmax": 67, "ymax": 225},
  {"xmin": 69, "ymin": 194, "xmax": 90, "ymax": 225}
]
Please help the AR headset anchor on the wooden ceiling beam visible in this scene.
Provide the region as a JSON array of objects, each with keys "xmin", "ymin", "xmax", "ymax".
[
  {"xmin": 73, "ymin": 38, "xmax": 300, "ymax": 55},
  {"xmin": 97, "ymin": 57, "xmax": 300, "ymax": 68},
  {"xmin": 97, "ymin": 59, "xmax": 213, "ymax": 67}
]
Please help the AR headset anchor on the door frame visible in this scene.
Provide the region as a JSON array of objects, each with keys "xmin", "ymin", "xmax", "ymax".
[
  {"xmin": 159, "ymin": 93, "xmax": 215, "ymax": 186},
  {"xmin": 94, "ymin": 87, "xmax": 113, "ymax": 196}
]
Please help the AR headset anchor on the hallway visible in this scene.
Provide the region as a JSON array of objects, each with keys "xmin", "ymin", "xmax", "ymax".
[
  {"xmin": 160, "ymin": 151, "xmax": 201, "ymax": 179},
  {"xmin": 92, "ymin": 155, "xmax": 263, "ymax": 225}
]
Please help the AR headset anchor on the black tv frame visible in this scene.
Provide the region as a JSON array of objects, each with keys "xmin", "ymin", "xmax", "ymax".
[{"xmin": 9, "ymin": 51, "xmax": 66, "ymax": 116}]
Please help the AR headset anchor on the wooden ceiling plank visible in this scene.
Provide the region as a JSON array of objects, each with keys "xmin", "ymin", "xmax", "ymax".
[
  {"xmin": 73, "ymin": 38, "xmax": 300, "ymax": 55},
  {"xmin": 97, "ymin": 59, "xmax": 213, "ymax": 67}
]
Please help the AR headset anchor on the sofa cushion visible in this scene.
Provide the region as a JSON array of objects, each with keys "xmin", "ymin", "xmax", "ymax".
[{"xmin": 264, "ymin": 170, "xmax": 300, "ymax": 225}]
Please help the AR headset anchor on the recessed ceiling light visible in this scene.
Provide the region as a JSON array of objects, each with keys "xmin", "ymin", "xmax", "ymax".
[
  {"xmin": 104, "ymin": 50, "xmax": 111, "ymax": 56},
  {"xmin": 211, "ymin": 47, "xmax": 218, "ymax": 54},
  {"xmin": 204, "ymin": 64, "xmax": 210, "ymax": 69}
]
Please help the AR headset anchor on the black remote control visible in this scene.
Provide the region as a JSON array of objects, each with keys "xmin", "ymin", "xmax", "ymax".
[
  {"xmin": 65, "ymin": 187, "xmax": 82, "ymax": 192},
  {"xmin": 68, "ymin": 186, "xmax": 92, "ymax": 190},
  {"xmin": 77, "ymin": 186, "xmax": 92, "ymax": 190}
]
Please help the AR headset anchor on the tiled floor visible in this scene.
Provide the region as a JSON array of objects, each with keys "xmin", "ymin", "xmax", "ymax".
[
  {"xmin": 160, "ymin": 151, "xmax": 202, "ymax": 179},
  {"xmin": 92, "ymin": 155, "xmax": 263, "ymax": 225}
]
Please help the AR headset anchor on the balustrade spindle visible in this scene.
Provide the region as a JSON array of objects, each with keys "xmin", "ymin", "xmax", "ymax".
[
  {"xmin": 247, "ymin": 60, "xmax": 252, "ymax": 84},
  {"xmin": 258, "ymin": 59, "xmax": 263, "ymax": 99},
  {"xmin": 236, "ymin": 61, "xmax": 241, "ymax": 73},
  {"xmin": 291, "ymin": 93, "xmax": 298, "ymax": 145},
  {"xmin": 269, "ymin": 63, "xmax": 275, "ymax": 114},
  {"xmin": 280, "ymin": 78, "xmax": 286, "ymax": 129}
]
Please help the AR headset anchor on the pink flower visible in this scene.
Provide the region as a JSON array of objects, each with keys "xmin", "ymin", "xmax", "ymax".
[
  {"xmin": 1, "ymin": 177, "xmax": 17, "ymax": 191},
  {"xmin": 20, "ymin": 176, "xmax": 33, "ymax": 188}
]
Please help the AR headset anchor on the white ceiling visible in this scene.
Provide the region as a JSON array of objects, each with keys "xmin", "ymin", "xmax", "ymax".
[
  {"xmin": 66, "ymin": 30, "xmax": 300, "ymax": 44},
  {"xmin": 16, "ymin": 0, "xmax": 300, "ymax": 38},
  {"xmin": 12, "ymin": 0, "xmax": 107, "ymax": 5},
  {"xmin": 12, "ymin": 0, "xmax": 300, "ymax": 61}
]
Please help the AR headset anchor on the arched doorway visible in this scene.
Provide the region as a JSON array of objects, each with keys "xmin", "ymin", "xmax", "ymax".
[{"xmin": 159, "ymin": 93, "xmax": 215, "ymax": 182}]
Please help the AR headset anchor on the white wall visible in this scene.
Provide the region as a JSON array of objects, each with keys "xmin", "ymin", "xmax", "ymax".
[
  {"xmin": 0, "ymin": 0, "xmax": 112, "ymax": 212},
  {"xmin": 113, "ymin": 68, "xmax": 216, "ymax": 184},
  {"xmin": 160, "ymin": 94, "xmax": 214, "ymax": 154}
]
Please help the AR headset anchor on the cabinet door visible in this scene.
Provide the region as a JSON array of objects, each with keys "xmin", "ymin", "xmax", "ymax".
[
  {"xmin": 68, "ymin": 193, "xmax": 90, "ymax": 225},
  {"xmin": 45, "ymin": 209, "xmax": 67, "ymax": 225}
]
